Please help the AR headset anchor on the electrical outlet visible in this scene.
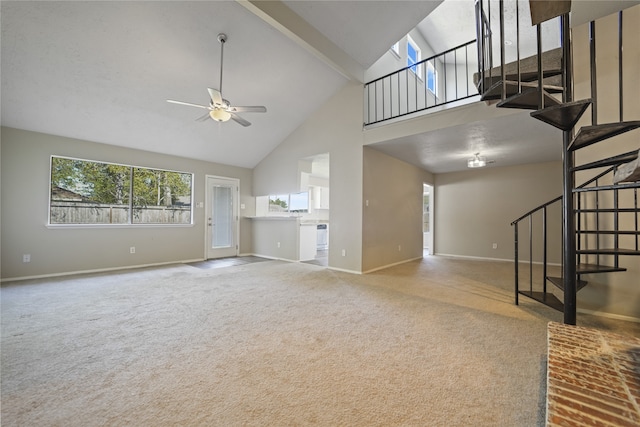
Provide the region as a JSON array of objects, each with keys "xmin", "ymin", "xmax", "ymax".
[
  {"xmin": 398, "ymin": 245, "xmax": 402, "ymax": 251},
  {"xmin": 23, "ymin": 254, "xmax": 31, "ymax": 263},
  {"xmin": 277, "ymin": 242, "xmax": 281, "ymax": 248},
  {"xmin": 130, "ymin": 246, "xmax": 136, "ymax": 254},
  {"xmin": 341, "ymin": 249, "xmax": 346, "ymax": 257},
  {"xmin": 492, "ymin": 243, "xmax": 498, "ymax": 249}
]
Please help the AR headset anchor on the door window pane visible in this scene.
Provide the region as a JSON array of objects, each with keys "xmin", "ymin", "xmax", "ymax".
[{"xmin": 212, "ymin": 186, "xmax": 233, "ymax": 248}]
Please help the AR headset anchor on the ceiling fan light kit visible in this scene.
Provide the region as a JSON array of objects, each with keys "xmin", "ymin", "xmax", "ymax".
[
  {"xmin": 167, "ymin": 33, "xmax": 266, "ymax": 127},
  {"xmin": 210, "ymin": 108, "xmax": 231, "ymax": 122},
  {"xmin": 467, "ymin": 153, "xmax": 487, "ymax": 168}
]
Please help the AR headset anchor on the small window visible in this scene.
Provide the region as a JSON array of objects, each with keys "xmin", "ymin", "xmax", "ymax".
[
  {"xmin": 426, "ymin": 61, "xmax": 437, "ymax": 95},
  {"xmin": 407, "ymin": 35, "xmax": 421, "ymax": 75},
  {"xmin": 49, "ymin": 156, "xmax": 193, "ymax": 225},
  {"xmin": 390, "ymin": 42, "xmax": 400, "ymax": 57},
  {"xmin": 268, "ymin": 194, "xmax": 289, "ymax": 213}
]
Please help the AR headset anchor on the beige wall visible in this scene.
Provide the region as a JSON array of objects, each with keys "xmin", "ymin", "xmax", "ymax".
[
  {"xmin": 1, "ymin": 127, "xmax": 254, "ymax": 280},
  {"xmin": 253, "ymin": 82, "xmax": 365, "ymax": 273},
  {"xmin": 362, "ymin": 147, "xmax": 433, "ymax": 272},
  {"xmin": 569, "ymin": 5, "xmax": 640, "ymax": 318},
  {"xmin": 434, "ymin": 161, "xmax": 564, "ymax": 262}
]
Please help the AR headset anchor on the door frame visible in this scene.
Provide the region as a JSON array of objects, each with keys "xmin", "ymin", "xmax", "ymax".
[
  {"xmin": 204, "ymin": 175, "xmax": 240, "ymax": 259},
  {"xmin": 423, "ymin": 183, "xmax": 434, "ymax": 255}
]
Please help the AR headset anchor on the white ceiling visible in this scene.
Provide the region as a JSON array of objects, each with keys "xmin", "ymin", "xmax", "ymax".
[
  {"xmin": 368, "ymin": 110, "xmax": 563, "ymax": 174},
  {"xmin": 1, "ymin": 0, "xmax": 442, "ymax": 171},
  {"xmin": 1, "ymin": 1, "xmax": 635, "ymax": 174}
]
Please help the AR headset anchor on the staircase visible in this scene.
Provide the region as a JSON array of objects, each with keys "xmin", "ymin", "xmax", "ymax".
[{"xmin": 475, "ymin": 0, "xmax": 640, "ymax": 325}]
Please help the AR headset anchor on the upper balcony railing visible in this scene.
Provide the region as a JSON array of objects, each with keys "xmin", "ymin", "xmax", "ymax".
[{"xmin": 364, "ymin": 39, "xmax": 479, "ymax": 126}]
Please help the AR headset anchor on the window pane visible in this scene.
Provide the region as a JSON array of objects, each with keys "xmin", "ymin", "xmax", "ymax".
[
  {"xmin": 427, "ymin": 63, "xmax": 436, "ymax": 94},
  {"xmin": 407, "ymin": 38, "xmax": 420, "ymax": 74},
  {"xmin": 212, "ymin": 186, "xmax": 233, "ymax": 248},
  {"xmin": 50, "ymin": 157, "xmax": 193, "ymax": 225},
  {"xmin": 269, "ymin": 194, "xmax": 289, "ymax": 213},
  {"xmin": 50, "ymin": 157, "xmax": 130, "ymax": 224},
  {"xmin": 132, "ymin": 168, "xmax": 192, "ymax": 224}
]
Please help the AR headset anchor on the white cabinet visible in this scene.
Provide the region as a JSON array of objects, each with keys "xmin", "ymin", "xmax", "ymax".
[
  {"xmin": 311, "ymin": 186, "xmax": 330, "ymax": 209},
  {"xmin": 299, "ymin": 223, "xmax": 317, "ymax": 261}
]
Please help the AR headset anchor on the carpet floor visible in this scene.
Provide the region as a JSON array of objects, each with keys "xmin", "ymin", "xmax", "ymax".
[{"xmin": 1, "ymin": 256, "xmax": 638, "ymax": 426}]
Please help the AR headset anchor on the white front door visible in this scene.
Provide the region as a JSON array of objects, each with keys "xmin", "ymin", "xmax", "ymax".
[{"xmin": 205, "ymin": 176, "xmax": 238, "ymax": 259}]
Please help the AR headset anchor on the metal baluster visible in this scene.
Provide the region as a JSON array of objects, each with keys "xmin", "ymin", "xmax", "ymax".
[
  {"xmin": 515, "ymin": 222, "xmax": 519, "ymax": 305},
  {"xmin": 529, "ymin": 215, "xmax": 533, "ymax": 294},
  {"xmin": 590, "ymin": 21, "xmax": 598, "ymax": 125},
  {"xmin": 543, "ymin": 206, "xmax": 548, "ymax": 298}
]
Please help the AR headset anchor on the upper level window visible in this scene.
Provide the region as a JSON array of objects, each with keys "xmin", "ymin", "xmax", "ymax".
[
  {"xmin": 390, "ymin": 42, "xmax": 400, "ymax": 58},
  {"xmin": 407, "ymin": 35, "xmax": 421, "ymax": 75},
  {"xmin": 427, "ymin": 61, "xmax": 437, "ymax": 95},
  {"xmin": 49, "ymin": 156, "xmax": 193, "ymax": 225}
]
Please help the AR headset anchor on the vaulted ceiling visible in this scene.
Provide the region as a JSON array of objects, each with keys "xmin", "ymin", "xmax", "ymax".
[
  {"xmin": 2, "ymin": 1, "xmax": 636, "ymax": 174},
  {"xmin": 1, "ymin": 0, "xmax": 440, "ymax": 170}
]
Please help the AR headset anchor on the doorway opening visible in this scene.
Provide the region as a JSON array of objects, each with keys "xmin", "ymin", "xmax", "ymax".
[
  {"xmin": 423, "ymin": 183, "xmax": 433, "ymax": 255},
  {"xmin": 299, "ymin": 153, "xmax": 330, "ymax": 266},
  {"xmin": 205, "ymin": 175, "xmax": 239, "ymax": 259}
]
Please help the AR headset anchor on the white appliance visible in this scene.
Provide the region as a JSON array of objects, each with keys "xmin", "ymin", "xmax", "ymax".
[{"xmin": 316, "ymin": 224, "xmax": 328, "ymax": 250}]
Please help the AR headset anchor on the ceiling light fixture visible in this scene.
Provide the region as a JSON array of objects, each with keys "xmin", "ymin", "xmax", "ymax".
[
  {"xmin": 210, "ymin": 108, "xmax": 231, "ymax": 122},
  {"xmin": 467, "ymin": 153, "xmax": 487, "ymax": 168}
]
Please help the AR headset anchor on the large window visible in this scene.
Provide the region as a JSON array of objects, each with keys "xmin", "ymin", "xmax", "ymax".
[
  {"xmin": 49, "ymin": 156, "xmax": 193, "ymax": 225},
  {"xmin": 407, "ymin": 35, "xmax": 421, "ymax": 75}
]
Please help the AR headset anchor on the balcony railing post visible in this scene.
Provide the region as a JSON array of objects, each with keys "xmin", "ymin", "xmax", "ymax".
[
  {"xmin": 514, "ymin": 222, "xmax": 519, "ymax": 305},
  {"xmin": 543, "ymin": 206, "xmax": 548, "ymax": 296}
]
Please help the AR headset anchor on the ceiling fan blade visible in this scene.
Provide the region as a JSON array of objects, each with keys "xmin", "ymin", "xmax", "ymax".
[
  {"xmin": 230, "ymin": 113, "xmax": 251, "ymax": 127},
  {"xmin": 167, "ymin": 100, "xmax": 211, "ymax": 110},
  {"xmin": 195, "ymin": 112, "xmax": 211, "ymax": 122},
  {"xmin": 228, "ymin": 106, "xmax": 267, "ymax": 113},
  {"xmin": 207, "ymin": 88, "xmax": 224, "ymax": 106}
]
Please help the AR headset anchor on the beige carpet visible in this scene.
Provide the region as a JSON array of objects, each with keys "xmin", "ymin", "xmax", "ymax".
[{"xmin": 2, "ymin": 256, "xmax": 638, "ymax": 426}]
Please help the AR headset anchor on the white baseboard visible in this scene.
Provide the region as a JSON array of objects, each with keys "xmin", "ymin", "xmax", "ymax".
[
  {"xmin": 434, "ymin": 253, "xmax": 513, "ymax": 263},
  {"xmin": 0, "ymin": 259, "xmax": 205, "ymax": 283},
  {"xmin": 327, "ymin": 266, "xmax": 362, "ymax": 275},
  {"xmin": 434, "ymin": 253, "xmax": 561, "ymax": 267},
  {"xmin": 362, "ymin": 256, "xmax": 423, "ymax": 274}
]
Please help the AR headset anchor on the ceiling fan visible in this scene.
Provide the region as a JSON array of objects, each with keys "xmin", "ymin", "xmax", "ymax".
[{"xmin": 167, "ymin": 33, "xmax": 266, "ymax": 127}]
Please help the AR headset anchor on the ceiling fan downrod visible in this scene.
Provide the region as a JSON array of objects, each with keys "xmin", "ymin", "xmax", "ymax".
[{"xmin": 217, "ymin": 33, "xmax": 226, "ymax": 95}]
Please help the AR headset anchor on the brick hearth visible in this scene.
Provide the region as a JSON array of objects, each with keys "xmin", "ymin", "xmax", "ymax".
[{"xmin": 546, "ymin": 321, "xmax": 640, "ymax": 426}]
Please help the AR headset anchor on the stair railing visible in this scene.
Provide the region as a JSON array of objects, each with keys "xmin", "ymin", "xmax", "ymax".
[{"xmin": 512, "ymin": 195, "xmax": 562, "ymax": 306}]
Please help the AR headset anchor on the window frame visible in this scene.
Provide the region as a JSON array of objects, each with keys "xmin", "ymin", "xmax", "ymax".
[
  {"xmin": 48, "ymin": 155, "xmax": 194, "ymax": 228},
  {"xmin": 407, "ymin": 35, "xmax": 422, "ymax": 76},
  {"xmin": 390, "ymin": 41, "xmax": 401, "ymax": 59}
]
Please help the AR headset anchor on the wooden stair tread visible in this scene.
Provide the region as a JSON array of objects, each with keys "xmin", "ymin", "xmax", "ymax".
[
  {"xmin": 481, "ymin": 80, "xmax": 563, "ymax": 101},
  {"xmin": 576, "ymin": 248, "xmax": 640, "ymax": 256},
  {"xmin": 530, "ymin": 99, "xmax": 591, "ymax": 131},
  {"xmin": 569, "ymin": 121, "xmax": 640, "ymax": 151},
  {"xmin": 474, "ymin": 47, "xmax": 563, "ymax": 88},
  {"xmin": 614, "ymin": 150, "xmax": 640, "ymax": 184},
  {"xmin": 578, "ymin": 230, "xmax": 640, "ymax": 235},
  {"xmin": 572, "ymin": 150, "xmax": 639, "ymax": 172},
  {"xmin": 496, "ymin": 89, "xmax": 560, "ymax": 110},
  {"xmin": 477, "ymin": 74, "xmax": 563, "ymax": 94},
  {"xmin": 519, "ymin": 290, "xmax": 563, "ymax": 311},
  {"xmin": 574, "ymin": 181, "xmax": 640, "ymax": 193},
  {"xmin": 547, "ymin": 276, "xmax": 588, "ymax": 291},
  {"xmin": 575, "ymin": 208, "xmax": 639, "ymax": 213},
  {"xmin": 576, "ymin": 263, "xmax": 627, "ymax": 274}
]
